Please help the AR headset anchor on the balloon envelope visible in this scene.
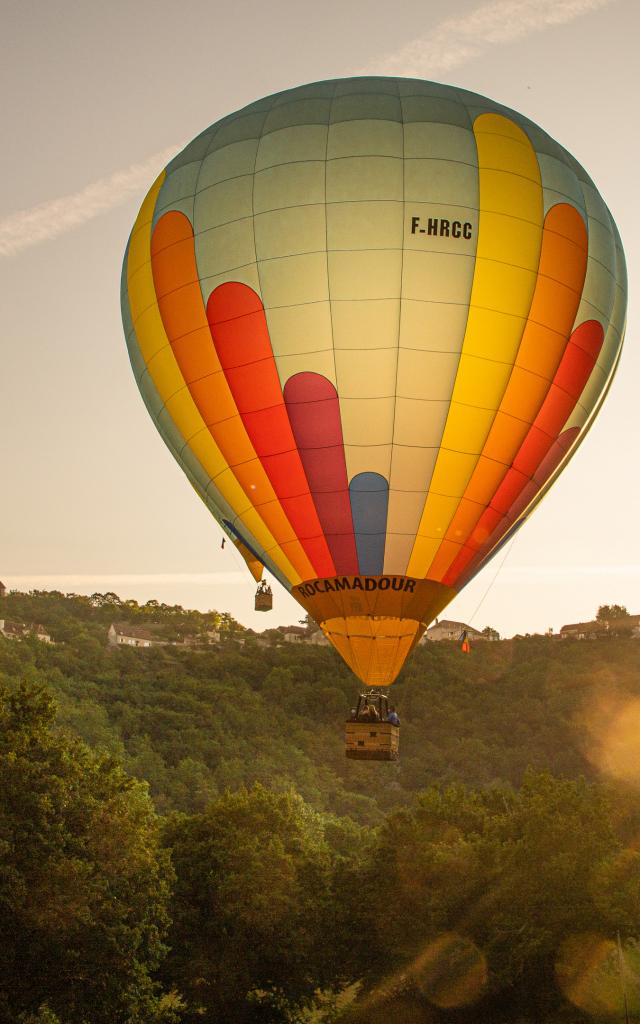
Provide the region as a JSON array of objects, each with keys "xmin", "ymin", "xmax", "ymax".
[{"xmin": 121, "ymin": 78, "xmax": 626, "ymax": 686}]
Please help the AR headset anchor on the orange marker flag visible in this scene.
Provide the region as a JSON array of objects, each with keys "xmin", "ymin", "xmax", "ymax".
[{"xmin": 459, "ymin": 630, "xmax": 471, "ymax": 654}]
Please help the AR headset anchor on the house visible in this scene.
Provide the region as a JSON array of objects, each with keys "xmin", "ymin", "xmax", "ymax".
[
  {"xmin": 245, "ymin": 629, "xmax": 271, "ymax": 648},
  {"xmin": 280, "ymin": 625, "xmax": 307, "ymax": 644},
  {"xmin": 275, "ymin": 624, "xmax": 331, "ymax": 645},
  {"xmin": 560, "ymin": 615, "xmax": 640, "ymax": 640},
  {"xmin": 421, "ymin": 619, "xmax": 484, "ymax": 643},
  {"xmin": 175, "ymin": 630, "xmax": 221, "ymax": 648},
  {"xmin": 306, "ymin": 630, "xmax": 330, "ymax": 646},
  {"xmin": 282, "ymin": 626, "xmax": 307, "ymax": 643},
  {"xmin": 177, "ymin": 635, "xmax": 199, "ymax": 647},
  {"xmin": 0, "ymin": 620, "xmax": 53, "ymax": 643},
  {"xmin": 559, "ymin": 621, "xmax": 602, "ymax": 640},
  {"xmin": 0, "ymin": 619, "xmax": 26, "ymax": 641},
  {"xmin": 107, "ymin": 623, "xmax": 165, "ymax": 648},
  {"xmin": 31, "ymin": 623, "xmax": 53, "ymax": 644}
]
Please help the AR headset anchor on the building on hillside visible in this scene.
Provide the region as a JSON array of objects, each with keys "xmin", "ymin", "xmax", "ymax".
[
  {"xmin": 0, "ymin": 619, "xmax": 26, "ymax": 641},
  {"xmin": 0, "ymin": 581, "xmax": 6, "ymax": 599},
  {"xmin": 176, "ymin": 635, "xmax": 198, "ymax": 647},
  {"xmin": 107, "ymin": 623, "xmax": 165, "ymax": 648},
  {"xmin": 560, "ymin": 615, "xmax": 640, "ymax": 640},
  {"xmin": 0, "ymin": 620, "xmax": 53, "ymax": 643},
  {"xmin": 31, "ymin": 624, "xmax": 53, "ymax": 644},
  {"xmin": 559, "ymin": 621, "xmax": 601, "ymax": 639},
  {"xmin": 279, "ymin": 625, "xmax": 307, "ymax": 644},
  {"xmin": 175, "ymin": 630, "xmax": 221, "ymax": 647},
  {"xmin": 306, "ymin": 629, "xmax": 330, "ymax": 646},
  {"xmin": 421, "ymin": 619, "xmax": 484, "ymax": 643},
  {"xmin": 283, "ymin": 629, "xmax": 305, "ymax": 644},
  {"xmin": 245, "ymin": 629, "xmax": 271, "ymax": 648}
]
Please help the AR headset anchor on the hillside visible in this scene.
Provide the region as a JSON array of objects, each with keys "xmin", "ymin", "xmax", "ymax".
[
  {"xmin": 3, "ymin": 589, "xmax": 640, "ymax": 1023},
  {"xmin": 1, "ymin": 588, "xmax": 639, "ymax": 823}
]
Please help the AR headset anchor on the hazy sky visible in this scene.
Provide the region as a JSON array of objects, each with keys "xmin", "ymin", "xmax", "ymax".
[{"xmin": 1, "ymin": 0, "xmax": 637, "ymax": 637}]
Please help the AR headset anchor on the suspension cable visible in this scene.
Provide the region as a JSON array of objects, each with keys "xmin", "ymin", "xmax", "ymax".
[{"xmin": 467, "ymin": 533, "xmax": 519, "ymax": 630}]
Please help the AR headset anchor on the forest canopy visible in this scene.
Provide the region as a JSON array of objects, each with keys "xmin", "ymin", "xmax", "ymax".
[{"xmin": 2, "ymin": 589, "xmax": 640, "ymax": 1023}]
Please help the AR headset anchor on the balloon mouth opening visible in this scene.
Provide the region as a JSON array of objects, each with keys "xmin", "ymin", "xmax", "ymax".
[{"xmin": 323, "ymin": 615, "xmax": 425, "ymax": 686}]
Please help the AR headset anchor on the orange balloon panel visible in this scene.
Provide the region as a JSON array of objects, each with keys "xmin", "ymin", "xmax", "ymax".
[{"xmin": 122, "ymin": 78, "xmax": 627, "ymax": 686}]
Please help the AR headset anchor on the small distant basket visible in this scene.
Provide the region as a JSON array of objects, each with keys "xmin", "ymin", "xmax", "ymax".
[{"xmin": 254, "ymin": 581, "xmax": 273, "ymax": 612}]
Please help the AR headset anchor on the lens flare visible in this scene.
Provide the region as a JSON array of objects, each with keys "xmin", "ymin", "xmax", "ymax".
[
  {"xmin": 411, "ymin": 932, "xmax": 487, "ymax": 1008},
  {"xmin": 555, "ymin": 932, "xmax": 640, "ymax": 1018},
  {"xmin": 579, "ymin": 692, "xmax": 640, "ymax": 786}
]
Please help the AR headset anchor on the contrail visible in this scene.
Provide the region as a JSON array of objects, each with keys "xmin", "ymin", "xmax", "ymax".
[
  {"xmin": 361, "ymin": 0, "xmax": 617, "ymax": 76},
  {"xmin": 0, "ymin": 144, "xmax": 180, "ymax": 258},
  {"xmin": 0, "ymin": 0, "xmax": 616, "ymax": 258},
  {"xmin": 2, "ymin": 572, "xmax": 247, "ymax": 589}
]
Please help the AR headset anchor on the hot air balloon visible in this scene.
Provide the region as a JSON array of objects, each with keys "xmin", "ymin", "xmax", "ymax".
[{"xmin": 121, "ymin": 77, "xmax": 626, "ymax": 699}]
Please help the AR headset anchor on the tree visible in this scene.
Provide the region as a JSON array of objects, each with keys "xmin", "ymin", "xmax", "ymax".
[
  {"xmin": 163, "ymin": 785, "xmax": 335, "ymax": 1022},
  {"xmin": 481, "ymin": 626, "xmax": 500, "ymax": 640},
  {"xmin": 360, "ymin": 784, "xmax": 494, "ymax": 978},
  {"xmin": 347, "ymin": 773, "xmax": 640, "ymax": 1022},
  {"xmin": 596, "ymin": 604, "xmax": 629, "ymax": 622},
  {"xmin": 0, "ymin": 684, "xmax": 176, "ymax": 1024}
]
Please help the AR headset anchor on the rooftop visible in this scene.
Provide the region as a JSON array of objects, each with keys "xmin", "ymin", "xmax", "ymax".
[{"xmin": 111, "ymin": 623, "xmax": 160, "ymax": 642}]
